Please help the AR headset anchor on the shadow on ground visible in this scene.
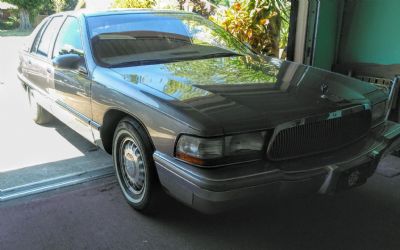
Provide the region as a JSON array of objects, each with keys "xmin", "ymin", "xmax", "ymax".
[{"xmin": 1, "ymin": 172, "xmax": 399, "ymax": 250}]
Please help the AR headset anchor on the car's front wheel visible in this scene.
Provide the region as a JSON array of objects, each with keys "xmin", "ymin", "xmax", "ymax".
[
  {"xmin": 112, "ymin": 117, "xmax": 159, "ymax": 212},
  {"xmin": 27, "ymin": 88, "xmax": 53, "ymax": 125}
]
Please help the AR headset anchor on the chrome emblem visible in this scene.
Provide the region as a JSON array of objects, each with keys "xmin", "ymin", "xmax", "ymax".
[
  {"xmin": 348, "ymin": 170, "xmax": 361, "ymax": 187},
  {"xmin": 320, "ymin": 83, "xmax": 329, "ymax": 99}
]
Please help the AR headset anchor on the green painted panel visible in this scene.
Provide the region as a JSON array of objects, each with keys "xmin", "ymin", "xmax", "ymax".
[
  {"xmin": 338, "ymin": 0, "xmax": 400, "ymax": 65},
  {"xmin": 313, "ymin": 0, "xmax": 342, "ymax": 70}
]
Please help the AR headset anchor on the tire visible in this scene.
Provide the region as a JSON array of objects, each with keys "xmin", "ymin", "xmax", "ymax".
[
  {"xmin": 112, "ymin": 117, "xmax": 160, "ymax": 212},
  {"xmin": 27, "ymin": 88, "xmax": 53, "ymax": 125}
]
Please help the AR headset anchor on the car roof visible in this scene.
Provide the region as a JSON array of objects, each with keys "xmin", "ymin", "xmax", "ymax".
[{"xmin": 59, "ymin": 8, "xmax": 192, "ymax": 18}]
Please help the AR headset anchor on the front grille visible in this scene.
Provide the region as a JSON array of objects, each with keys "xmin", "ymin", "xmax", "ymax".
[{"xmin": 268, "ymin": 109, "xmax": 372, "ymax": 161}]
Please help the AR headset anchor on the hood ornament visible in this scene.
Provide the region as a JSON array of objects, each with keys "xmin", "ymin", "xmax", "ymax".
[
  {"xmin": 319, "ymin": 83, "xmax": 345, "ymax": 103},
  {"xmin": 320, "ymin": 83, "xmax": 329, "ymax": 99}
]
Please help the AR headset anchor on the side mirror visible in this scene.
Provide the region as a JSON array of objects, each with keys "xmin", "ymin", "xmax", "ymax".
[{"xmin": 53, "ymin": 54, "xmax": 81, "ymax": 70}]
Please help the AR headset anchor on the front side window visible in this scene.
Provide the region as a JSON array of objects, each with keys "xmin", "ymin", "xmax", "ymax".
[
  {"xmin": 36, "ymin": 16, "xmax": 64, "ymax": 57},
  {"xmin": 53, "ymin": 17, "xmax": 84, "ymax": 58},
  {"xmin": 87, "ymin": 13, "xmax": 253, "ymax": 67}
]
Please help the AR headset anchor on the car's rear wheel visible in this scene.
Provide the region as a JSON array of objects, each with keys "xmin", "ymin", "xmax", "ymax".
[
  {"xmin": 112, "ymin": 117, "xmax": 159, "ymax": 212},
  {"xmin": 27, "ymin": 88, "xmax": 53, "ymax": 125}
]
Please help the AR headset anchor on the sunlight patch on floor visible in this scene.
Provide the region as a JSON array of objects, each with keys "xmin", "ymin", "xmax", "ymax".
[{"xmin": 0, "ymin": 36, "xmax": 85, "ymax": 173}]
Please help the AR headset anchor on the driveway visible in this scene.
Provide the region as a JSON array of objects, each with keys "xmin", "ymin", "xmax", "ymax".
[{"xmin": 0, "ymin": 35, "xmax": 112, "ymax": 200}]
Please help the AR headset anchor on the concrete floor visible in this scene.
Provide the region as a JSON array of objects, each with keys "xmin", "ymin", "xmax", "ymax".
[{"xmin": 1, "ymin": 171, "xmax": 400, "ymax": 250}]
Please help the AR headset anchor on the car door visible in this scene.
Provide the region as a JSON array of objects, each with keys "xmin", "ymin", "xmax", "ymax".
[
  {"xmin": 24, "ymin": 16, "xmax": 64, "ymax": 110},
  {"xmin": 51, "ymin": 16, "xmax": 94, "ymax": 142}
]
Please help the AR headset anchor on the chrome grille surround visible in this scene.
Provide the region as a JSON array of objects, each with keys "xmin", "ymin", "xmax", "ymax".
[{"xmin": 267, "ymin": 104, "xmax": 372, "ymax": 161}]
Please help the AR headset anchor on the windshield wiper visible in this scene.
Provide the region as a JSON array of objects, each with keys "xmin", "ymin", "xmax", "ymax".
[
  {"xmin": 191, "ymin": 52, "xmax": 242, "ymax": 59},
  {"xmin": 111, "ymin": 59, "xmax": 172, "ymax": 68},
  {"xmin": 110, "ymin": 52, "xmax": 242, "ymax": 68}
]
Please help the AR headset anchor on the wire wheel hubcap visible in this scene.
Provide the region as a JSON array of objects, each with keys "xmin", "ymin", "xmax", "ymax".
[{"xmin": 120, "ymin": 137, "xmax": 146, "ymax": 195}]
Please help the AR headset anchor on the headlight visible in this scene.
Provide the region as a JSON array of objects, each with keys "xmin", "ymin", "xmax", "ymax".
[
  {"xmin": 371, "ymin": 101, "xmax": 386, "ymax": 122},
  {"xmin": 225, "ymin": 133, "xmax": 265, "ymax": 155},
  {"xmin": 176, "ymin": 132, "xmax": 266, "ymax": 166},
  {"xmin": 176, "ymin": 136, "xmax": 223, "ymax": 161}
]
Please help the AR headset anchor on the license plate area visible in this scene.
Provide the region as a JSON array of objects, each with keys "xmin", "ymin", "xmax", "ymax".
[{"xmin": 336, "ymin": 161, "xmax": 377, "ymax": 191}]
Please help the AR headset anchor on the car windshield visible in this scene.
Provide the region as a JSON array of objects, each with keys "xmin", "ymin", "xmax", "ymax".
[{"xmin": 87, "ymin": 13, "xmax": 253, "ymax": 67}]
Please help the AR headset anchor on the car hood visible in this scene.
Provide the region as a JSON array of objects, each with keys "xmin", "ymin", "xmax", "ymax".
[{"xmin": 111, "ymin": 55, "xmax": 380, "ymax": 134}]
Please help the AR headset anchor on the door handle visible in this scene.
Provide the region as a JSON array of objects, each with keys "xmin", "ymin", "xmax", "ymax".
[
  {"xmin": 46, "ymin": 68, "xmax": 52, "ymax": 73},
  {"xmin": 78, "ymin": 66, "xmax": 88, "ymax": 75}
]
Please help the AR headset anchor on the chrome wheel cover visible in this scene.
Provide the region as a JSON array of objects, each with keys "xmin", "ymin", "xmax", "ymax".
[{"xmin": 119, "ymin": 137, "xmax": 146, "ymax": 195}]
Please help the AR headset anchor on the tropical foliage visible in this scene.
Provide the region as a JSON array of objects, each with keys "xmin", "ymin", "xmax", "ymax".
[
  {"xmin": 177, "ymin": 0, "xmax": 217, "ymax": 17},
  {"xmin": 114, "ymin": 0, "xmax": 219, "ymax": 17},
  {"xmin": 0, "ymin": 8, "xmax": 19, "ymax": 30},
  {"xmin": 88, "ymin": 0, "xmax": 291, "ymax": 57},
  {"xmin": 211, "ymin": 0, "xmax": 291, "ymax": 58},
  {"xmin": 3, "ymin": 0, "xmax": 46, "ymax": 30},
  {"xmin": 113, "ymin": 0, "xmax": 155, "ymax": 8},
  {"xmin": 2, "ymin": 0, "xmax": 77, "ymax": 30},
  {"xmin": 154, "ymin": 0, "xmax": 179, "ymax": 10},
  {"xmin": 52, "ymin": 0, "xmax": 78, "ymax": 12},
  {"xmin": 53, "ymin": 0, "xmax": 65, "ymax": 12}
]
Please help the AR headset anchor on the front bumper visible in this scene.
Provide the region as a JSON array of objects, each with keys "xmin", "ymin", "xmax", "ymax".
[{"xmin": 154, "ymin": 122, "xmax": 400, "ymax": 213}]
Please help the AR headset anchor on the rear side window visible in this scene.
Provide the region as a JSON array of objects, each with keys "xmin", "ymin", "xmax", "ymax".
[
  {"xmin": 35, "ymin": 16, "xmax": 64, "ymax": 57},
  {"xmin": 53, "ymin": 17, "xmax": 84, "ymax": 58},
  {"xmin": 27, "ymin": 19, "xmax": 48, "ymax": 52}
]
